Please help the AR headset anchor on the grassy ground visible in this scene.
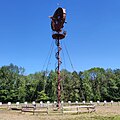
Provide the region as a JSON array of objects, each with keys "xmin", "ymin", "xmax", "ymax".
[{"xmin": 0, "ymin": 105, "xmax": 120, "ymax": 120}]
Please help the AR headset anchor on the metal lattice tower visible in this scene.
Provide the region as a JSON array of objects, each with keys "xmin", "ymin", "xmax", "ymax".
[{"xmin": 50, "ymin": 7, "xmax": 66, "ymax": 108}]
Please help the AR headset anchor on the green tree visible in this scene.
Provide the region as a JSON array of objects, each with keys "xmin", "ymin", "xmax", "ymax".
[
  {"xmin": 81, "ymin": 71, "xmax": 94, "ymax": 101},
  {"xmin": 45, "ymin": 70, "xmax": 57, "ymax": 101},
  {"xmin": 0, "ymin": 64, "xmax": 26, "ymax": 102},
  {"xmin": 36, "ymin": 90, "xmax": 49, "ymax": 102}
]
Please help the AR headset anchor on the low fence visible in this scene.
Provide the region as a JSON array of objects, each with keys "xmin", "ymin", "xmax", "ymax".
[
  {"xmin": 0, "ymin": 101, "xmax": 119, "ymax": 115},
  {"xmin": 62, "ymin": 105, "xmax": 96, "ymax": 114},
  {"xmin": 21, "ymin": 106, "xmax": 48, "ymax": 115}
]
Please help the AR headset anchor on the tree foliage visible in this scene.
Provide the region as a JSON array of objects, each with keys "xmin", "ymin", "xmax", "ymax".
[{"xmin": 0, "ymin": 64, "xmax": 120, "ymax": 103}]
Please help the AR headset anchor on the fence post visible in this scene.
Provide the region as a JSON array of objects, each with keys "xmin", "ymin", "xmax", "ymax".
[
  {"xmin": 7, "ymin": 102, "xmax": 11, "ymax": 110},
  {"xmin": 77, "ymin": 106, "xmax": 79, "ymax": 114},
  {"xmin": 68, "ymin": 101, "xmax": 71, "ymax": 106},
  {"xmin": 82, "ymin": 101, "xmax": 85, "ymax": 104},
  {"xmin": 103, "ymin": 100, "xmax": 107, "ymax": 106},
  {"xmin": 61, "ymin": 101, "xmax": 64, "ymax": 115},
  {"xmin": 118, "ymin": 101, "xmax": 120, "ymax": 106},
  {"xmin": 111, "ymin": 100, "xmax": 113, "ymax": 106},
  {"xmin": 97, "ymin": 101, "xmax": 100, "ymax": 106},
  {"xmin": 47, "ymin": 101, "xmax": 50, "ymax": 114}
]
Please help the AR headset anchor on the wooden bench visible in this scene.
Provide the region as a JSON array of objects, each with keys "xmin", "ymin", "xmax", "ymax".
[{"xmin": 62, "ymin": 105, "xmax": 95, "ymax": 114}]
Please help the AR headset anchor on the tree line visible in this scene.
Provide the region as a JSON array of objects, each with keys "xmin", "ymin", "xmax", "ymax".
[{"xmin": 0, "ymin": 63, "xmax": 120, "ymax": 103}]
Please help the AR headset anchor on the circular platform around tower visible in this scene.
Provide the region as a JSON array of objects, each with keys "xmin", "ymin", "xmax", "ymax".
[{"xmin": 52, "ymin": 33, "xmax": 65, "ymax": 39}]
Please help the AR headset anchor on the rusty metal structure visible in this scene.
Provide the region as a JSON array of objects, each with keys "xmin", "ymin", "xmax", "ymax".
[{"xmin": 50, "ymin": 7, "xmax": 66, "ymax": 108}]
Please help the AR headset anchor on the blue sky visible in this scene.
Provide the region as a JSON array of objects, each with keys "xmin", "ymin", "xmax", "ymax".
[{"xmin": 0, "ymin": 0, "xmax": 120, "ymax": 74}]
